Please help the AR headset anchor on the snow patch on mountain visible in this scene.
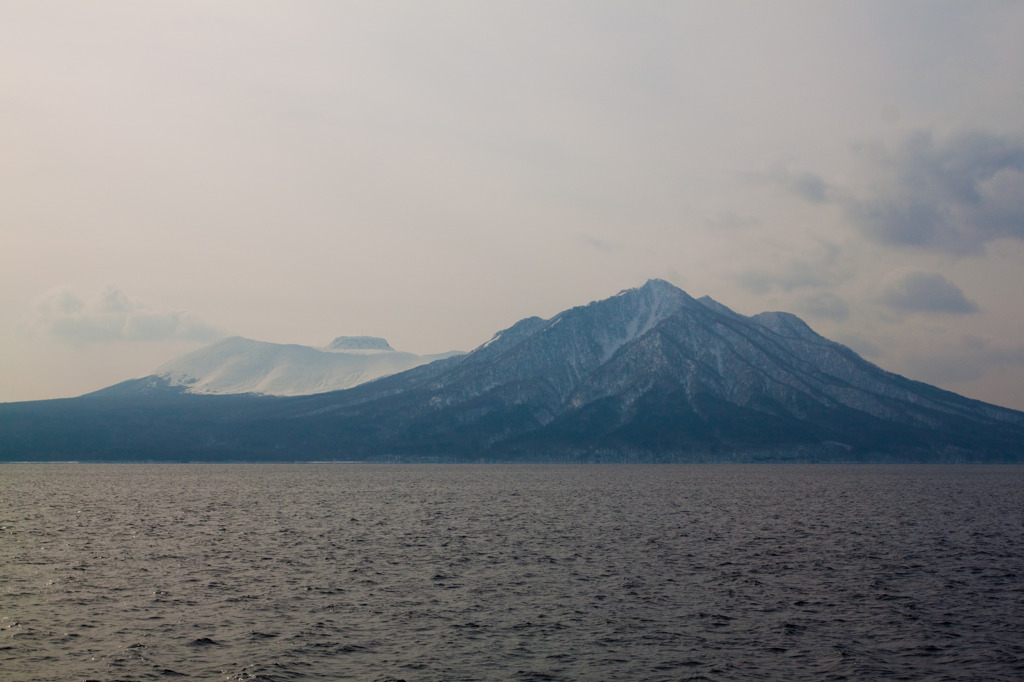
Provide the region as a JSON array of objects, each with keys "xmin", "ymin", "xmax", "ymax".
[
  {"xmin": 695, "ymin": 295, "xmax": 743, "ymax": 319},
  {"xmin": 750, "ymin": 311, "xmax": 818, "ymax": 340},
  {"xmin": 155, "ymin": 336, "xmax": 462, "ymax": 396},
  {"xmin": 595, "ymin": 279, "xmax": 691, "ymax": 362}
]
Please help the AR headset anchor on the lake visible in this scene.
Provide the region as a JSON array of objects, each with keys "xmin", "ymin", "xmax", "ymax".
[{"xmin": 2, "ymin": 464, "xmax": 1022, "ymax": 680}]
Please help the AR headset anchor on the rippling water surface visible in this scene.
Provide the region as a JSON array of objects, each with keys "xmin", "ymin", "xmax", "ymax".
[{"xmin": 2, "ymin": 464, "xmax": 1023, "ymax": 681}]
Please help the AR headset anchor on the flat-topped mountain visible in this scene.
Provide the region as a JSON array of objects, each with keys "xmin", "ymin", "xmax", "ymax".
[
  {"xmin": 326, "ymin": 336, "xmax": 395, "ymax": 351},
  {"xmin": 2, "ymin": 280, "xmax": 1022, "ymax": 462}
]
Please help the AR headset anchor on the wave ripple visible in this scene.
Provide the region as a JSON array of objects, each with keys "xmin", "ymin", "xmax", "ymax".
[{"xmin": 2, "ymin": 463, "xmax": 1023, "ymax": 680}]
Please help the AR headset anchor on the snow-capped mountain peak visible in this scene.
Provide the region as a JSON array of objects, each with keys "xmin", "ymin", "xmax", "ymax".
[{"xmin": 152, "ymin": 336, "xmax": 462, "ymax": 396}]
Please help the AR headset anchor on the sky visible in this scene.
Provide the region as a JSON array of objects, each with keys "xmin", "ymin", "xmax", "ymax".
[{"xmin": 3, "ymin": 1, "xmax": 1024, "ymax": 410}]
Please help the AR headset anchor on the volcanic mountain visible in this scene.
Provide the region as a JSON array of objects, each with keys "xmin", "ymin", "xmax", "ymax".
[
  {"xmin": 2, "ymin": 280, "xmax": 1022, "ymax": 462},
  {"xmin": 141, "ymin": 335, "xmax": 462, "ymax": 396}
]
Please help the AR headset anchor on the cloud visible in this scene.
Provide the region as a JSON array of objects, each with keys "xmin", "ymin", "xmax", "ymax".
[
  {"xmin": 734, "ymin": 242, "xmax": 845, "ymax": 294},
  {"xmin": 736, "ymin": 264, "xmax": 831, "ymax": 294},
  {"xmin": 797, "ymin": 291, "xmax": 849, "ymax": 320},
  {"xmin": 706, "ymin": 212, "xmax": 761, "ymax": 232},
  {"xmin": 788, "ymin": 171, "xmax": 831, "ymax": 204},
  {"xmin": 775, "ymin": 130, "xmax": 1024, "ymax": 255},
  {"xmin": 744, "ymin": 165, "xmax": 835, "ymax": 205},
  {"xmin": 32, "ymin": 287, "xmax": 222, "ymax": 345},
  {"xmin": 849, "ymin": 131, "xmax": 1024, "ymax": 254},
  {"xmin": 577, "ymin": 234, "xmax": 617, "ymax": 253},
  {"xmin": 772, "ymin": 168, "xmax": 833, "ymax": 205},
  {"xmin": 898, "ymin": 335, "xmax": 1024, "ymax": 386},
  {"xmin": 835, "ymin": 332, "xmax": 883, "ymax": 360},
  {"xmin": 876, "ymin": 271, "xmax": 979, "ymax": 315}
]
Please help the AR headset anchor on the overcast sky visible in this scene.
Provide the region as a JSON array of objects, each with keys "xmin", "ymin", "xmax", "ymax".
[{"xmin": 3, "ymin": 1, "xmax": 1024, "ymax": 410}]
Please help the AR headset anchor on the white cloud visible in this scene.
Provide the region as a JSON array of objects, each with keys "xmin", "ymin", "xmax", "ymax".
[{"xmin": 32, "ymin": 287, "xmax": 222, "ymax": 345}]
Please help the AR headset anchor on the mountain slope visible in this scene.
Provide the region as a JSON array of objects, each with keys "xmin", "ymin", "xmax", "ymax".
[
  {"xmin": 277, "ymin": 279, "xmax": 1023, "ymax": 460},
  {"xmin": 1, "ymin": 280, "xmax": 1022, "ymax": 462},
  {"xmin": 99, "ymin": 335, "xmax": 463, "ymax": 397}
]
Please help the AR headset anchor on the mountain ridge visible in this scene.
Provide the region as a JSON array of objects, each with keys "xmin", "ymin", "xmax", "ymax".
[
  {"xmin": 1, "ymin": 279, "xmax": 1021, "ymax": 462},
  {"xmin": 259, "ymin": 279, "xmax": 1023, "ymax": 460}
]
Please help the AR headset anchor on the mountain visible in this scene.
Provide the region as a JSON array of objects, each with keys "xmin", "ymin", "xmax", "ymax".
[
  {"xmin": 2, "ymin": 280, "xmax": 1023, "ymax": 462},
  {"xmin": 94, "ymin": 335, "xmax": 463, "ymax": 397}
]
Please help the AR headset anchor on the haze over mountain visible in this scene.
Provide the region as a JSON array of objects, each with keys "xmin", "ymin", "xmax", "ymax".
[
  {"xmin": 145, "ymin": 336, "xmax": 462, "ymax": 396},
  {"xmin": 6, "ymin": 4, "xmax": 1024, "ymax": 415},
  {"xmin": 2, "ymin": 280, "xmax": 1022, "ymax": 462}
]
